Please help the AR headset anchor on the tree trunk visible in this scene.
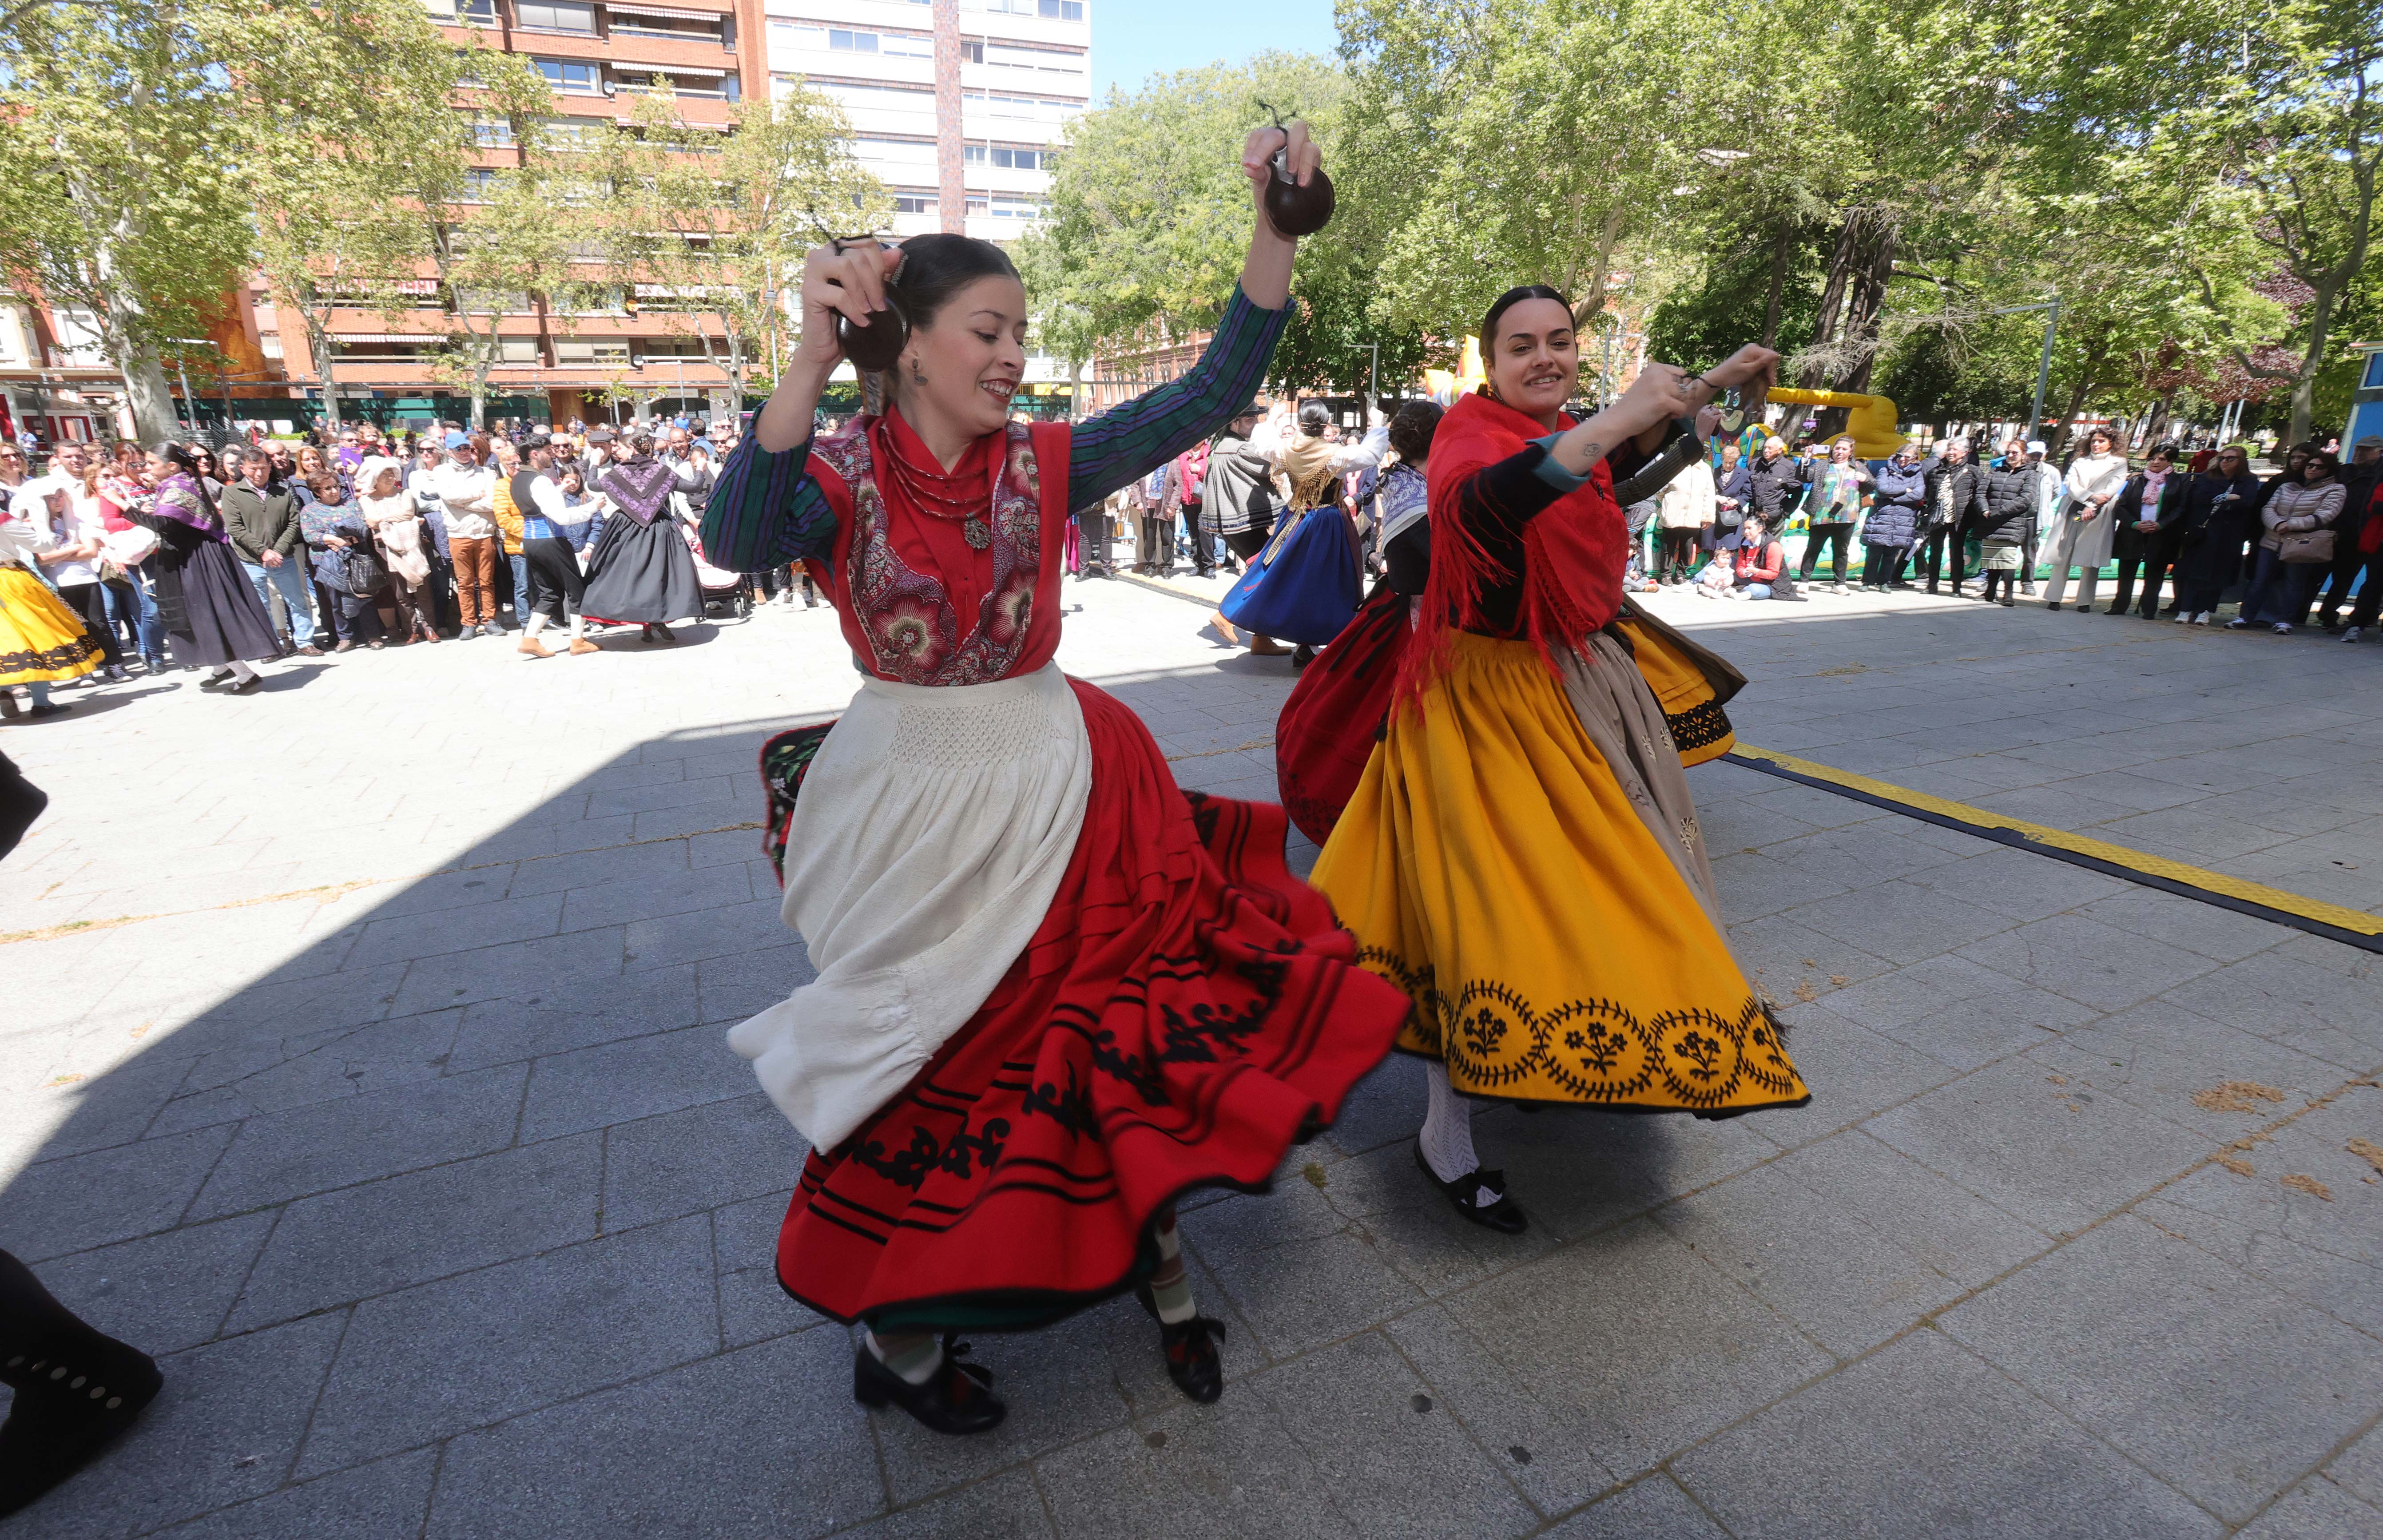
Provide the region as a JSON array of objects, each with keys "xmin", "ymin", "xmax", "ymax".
[
  {"xmin": 1836, "ymin": 222, "xmax": 1898, "ymax": 395},
  {"xmin": 66, "ymin": 143, "xmax": 179, "ymax": 442},
  {"xmin": 310, "ymin": 325, "xmax": 344, "ymax": 433},
  {"xmin": 107, "ymin": 329, "xmax": 181, "ymax": 445},
  {"xmin": 1759, "ymin": 219, "xmax": 1792, "ymax": 351},
  {"xmin": 2141, "ymin": 392, "xmax": 2173, "ymax": 449},
  {"xmin": 1799, "ymin": 212, "xmax": 1863, "ymax": 389},
  {"xmin": 1570, "ymin": 204, "xmax": 1628, "ymax": 328},
  {"xmin": 2283, "ymin": 276, "xmax": 2340, "ymax": 444},
  {"xmin": 2049, "ymin": 373, "xmax": 2094, "ymax": 458}
]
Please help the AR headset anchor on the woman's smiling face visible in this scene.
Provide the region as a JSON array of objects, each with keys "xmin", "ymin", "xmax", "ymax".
[{"xmin": 1485, "ymin": 298, "xmax": 1580, "ymax": 420}]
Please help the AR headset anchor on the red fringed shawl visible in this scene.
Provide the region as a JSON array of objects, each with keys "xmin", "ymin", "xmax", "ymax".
[{"xmin": 1401, "ymin": 390, "xmax": 1630, "ymax": 699}]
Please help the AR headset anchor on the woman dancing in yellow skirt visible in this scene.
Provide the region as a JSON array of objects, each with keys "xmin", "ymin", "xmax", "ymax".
[
  {"xmin": 1, "ymin": 516, "xmax": 103, "ymax": 718},
  {"xmin": 1311, "ymin": 287, "xmax": 1807, "ymax": 1232}
]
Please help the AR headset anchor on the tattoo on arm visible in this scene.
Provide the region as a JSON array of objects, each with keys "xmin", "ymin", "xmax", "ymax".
[{"xmin": 1574, "ymin": 440, "xmax": 1605, "ymax": 466}]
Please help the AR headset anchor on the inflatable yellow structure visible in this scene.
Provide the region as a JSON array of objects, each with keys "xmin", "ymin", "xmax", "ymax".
[
  {"xmin": 1765, "ymin": 388, "xmax": 1906, "ymax": 458},
  {"xmin": 1423, "ymin": 337, "xmax": 1486, "ymax": 405}
]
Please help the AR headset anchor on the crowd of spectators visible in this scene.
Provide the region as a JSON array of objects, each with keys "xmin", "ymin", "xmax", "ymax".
[
  {"xmin": 0, "ymin": 413, "xmax": 743, "ymax": 718},
  {"xmin": 8, "ymin": 403, "xmax": 2377, "ymax": 722},
  {"xmin": 1629, "ymin": 424, "xmax": 2382, "ymax": 639}
]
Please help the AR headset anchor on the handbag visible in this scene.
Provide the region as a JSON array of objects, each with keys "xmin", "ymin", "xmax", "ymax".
[
  {"xmin": 2277, "ymin": 528, "xmax": 2335, "ymax": 565},
  {"xmin": 1217, "ymin": 507, "xmax": 1363, "ymax": 645},
  {"xmin": 342, "ymin": 544, "xmax": 386, "ymax": 598}
]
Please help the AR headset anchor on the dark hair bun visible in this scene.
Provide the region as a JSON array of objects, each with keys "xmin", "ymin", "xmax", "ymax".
[{"xmin": 1388, "ymin": 401, "xmax": 1443, "ymax": 464}]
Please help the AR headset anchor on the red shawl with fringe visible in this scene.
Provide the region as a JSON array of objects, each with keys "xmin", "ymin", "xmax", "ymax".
[{"xmin": 1403, "ymin": 390, "xmax": 1628, "ymax": 696}]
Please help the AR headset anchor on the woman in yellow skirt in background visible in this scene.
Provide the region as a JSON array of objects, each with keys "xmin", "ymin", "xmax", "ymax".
[
  {"xmin": 1311, "ymin": 286, "xmax": 1806, "ymax": 1233},
  {"xmin": 1, "ymin": 509, "xmax": 103, "ymax": 719}
]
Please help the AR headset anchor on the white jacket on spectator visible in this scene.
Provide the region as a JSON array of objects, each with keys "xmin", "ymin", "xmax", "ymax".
[
  {"xmin": 2057, "ymin": 450, "xmax": 2129, "ymax": 568},
  {"xmin": 1658, "ymin": 460, "xmax": 1717, "ymax": 530}
]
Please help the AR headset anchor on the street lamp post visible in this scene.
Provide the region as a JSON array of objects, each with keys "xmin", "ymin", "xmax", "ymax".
[
  {"xmin": 1348, "ymin": 341, "xmax": 1380, "ymax": 411},
  {"xmin": 171, "ymin": 337, "xmax": 228, "ymax": 447},
  {"xmin": 1983, "ymin": 298, "xmax": 2061, "ymax": 441}
]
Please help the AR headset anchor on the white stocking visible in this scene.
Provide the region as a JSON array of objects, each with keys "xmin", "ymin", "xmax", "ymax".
[
  {"xmin": 226, "ymin": 660, "xmax": 258, "ymax": 683},
  {"xmin": 525, "ymin": 613, "xmax": 548, "ymax": 637},
  {"xmin": 1418, "ymin": 1060, "xmax": 1481, "ymax": 1184}
]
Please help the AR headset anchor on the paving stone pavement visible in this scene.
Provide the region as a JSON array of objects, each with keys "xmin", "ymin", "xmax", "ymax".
[{"xmin": 4, "ymin": 578, "xmax": 2380, "ymax": 1538}]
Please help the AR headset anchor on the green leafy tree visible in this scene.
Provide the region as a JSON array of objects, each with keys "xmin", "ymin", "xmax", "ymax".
[
  {"xmin": 251, "ymin": 6, "xmax": 475, "ymax": 433},
  {"xmin": 593, "ymin": 83, "xmax": 889, "ymax": 411},
  {"xmin": 1019, "ymin": 54, "xmax": 1412, "ymax": 404},
  {"xmin": 0, "ymin": 0, "xmax": 439, "ymax": 439},
  {"xmin": 2003, "ymin": 0, "xmax": 2383, "ymax": 441}
]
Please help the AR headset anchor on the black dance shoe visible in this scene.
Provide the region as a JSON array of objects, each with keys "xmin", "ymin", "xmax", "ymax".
[
  {"xmin": 0, "ymin": 1335, "xmax": 163, "ymax": 1517},
  {"xmin": 1413, "ymin": 1140, "xmax": 1528, "ymax": 1234},
  {"xmin": 851, "ymin": 1334, "xmax": 1005, "ymax": 1436},
  {"xmin": 1136, "ymin": 1284, "xmax": 1226, "ymax": 1404}
]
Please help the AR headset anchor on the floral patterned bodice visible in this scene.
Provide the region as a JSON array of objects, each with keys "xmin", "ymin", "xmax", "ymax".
[{"xmin": 810, "ymin": 421, "xmax": 1046, "ymax": 687}]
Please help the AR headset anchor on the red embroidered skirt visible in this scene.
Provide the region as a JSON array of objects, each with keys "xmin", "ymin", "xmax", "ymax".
[
  {"xmin": 774, "ymin": 678, "xmax": 1408, "ymax": 1331},
  {"xmin": 1275, "ymin": 587, "xmax": 1411, "ymax": 847}
]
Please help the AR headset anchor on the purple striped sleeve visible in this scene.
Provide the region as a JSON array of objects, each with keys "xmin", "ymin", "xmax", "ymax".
[
  {"xmin": 1066, "ymin": 286, "xmax": 1287, "ymax": 509},
  {"xmin": 701, "ymin": 434, "xmax": 838, "ymax": 572}
]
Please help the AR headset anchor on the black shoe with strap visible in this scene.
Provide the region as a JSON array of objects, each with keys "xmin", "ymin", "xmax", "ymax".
[
  {"xmin": 0, "ymin": 1326, "xmax": 163, "ymax": 1517},
  {"xmin": 1413, "ymin": 1139, "xmax": 1528, "ymax": 1234},
  {"xmin": 851, "ymin": 1333, "xmax": 1005, "ymax": 1436},
  {"xmin": 1135, "ymin": 1283, "xmax": 1225, "ymax": 1404}
]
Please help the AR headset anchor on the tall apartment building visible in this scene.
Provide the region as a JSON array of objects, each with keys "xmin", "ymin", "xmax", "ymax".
[
  {"xmin": 767, "ymin": 0, "xmax": 1088, "ymax": 412},
  {"xmin": 257, "ymin": 0, "xmax": 774, "ymax": 431}
]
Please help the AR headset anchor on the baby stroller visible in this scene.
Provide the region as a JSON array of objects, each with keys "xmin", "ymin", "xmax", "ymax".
[{"xmin": 686, "ymin": 528, "xmax": 754, "ymax": 621}]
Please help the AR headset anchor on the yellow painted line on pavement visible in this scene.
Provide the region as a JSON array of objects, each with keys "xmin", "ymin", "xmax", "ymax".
[{"xmin": 1725, "ymin": 745, "xmax": 2383, "ymax": 951}]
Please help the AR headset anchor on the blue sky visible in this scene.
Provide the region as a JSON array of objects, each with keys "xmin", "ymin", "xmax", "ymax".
[{"xmin": 1090, "ymin": 1, "xmax": 1342, "ymax": 99}]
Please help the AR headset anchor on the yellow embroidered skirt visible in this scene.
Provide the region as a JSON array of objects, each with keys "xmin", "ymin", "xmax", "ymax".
[
  {"xmin": 1614, "ymin": 601, "xmax": 1739, "ymax": 767},
  {"xmin": 0, "ymin": 567, "xmax": 103, "ymax": 686},
  {"xmin": 1312, "ymin": 629, "xmax": 1807, "ymax": 1114}
]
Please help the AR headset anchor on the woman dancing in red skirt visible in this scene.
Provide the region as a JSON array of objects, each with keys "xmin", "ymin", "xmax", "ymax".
[{"xmin": 702, "ymin": 120, "xmax": 1406, "ymax": 1436}]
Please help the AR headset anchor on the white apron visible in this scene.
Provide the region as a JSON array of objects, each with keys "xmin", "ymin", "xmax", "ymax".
[{"xmin": 727, "ymin": 661, "xmax": 1090, "ymax": 1149}]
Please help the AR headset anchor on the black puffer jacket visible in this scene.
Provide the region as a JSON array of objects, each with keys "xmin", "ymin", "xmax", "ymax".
[{"xmin": 1978, "ymin": 463, "xmax": 2037, "ymax": 548}]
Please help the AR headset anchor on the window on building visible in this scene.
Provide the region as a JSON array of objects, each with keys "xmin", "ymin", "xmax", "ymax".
[
  {"xmin": 828, "ymin": 28, "xmax": 876, "ymax": 52},
  {"xmin": 985, "ymin": 41, "xmax": 1082, "ymax": 75},
  {"xmin": 461, "ymin": 167, "xmax": 501, "ymax": 201},
  {"xmin": 468, "ymin": 115, "xmax": 514, "ymax": 147},
  {"xmin": 515, "ymin": 1, "xmax": 593, "ymax": 32},
  {"xmin": 608, "ymin": 7, "xmax": 725, "ymax": 41},
  {"xmin": 536, "ymin": 58, "xmax": 600, "ymax": 92},
  {"xmin": 858, "ymin": 136, "xmax": 939, "ymax": 168},
  {"xmin": 554, "ymin": 339, "xmax": 633, "ymax": 365},
  {"xmin": 498, "ymin": 338, "xmax": 542, "ymax": 364},
  {"xmin": 988, "ymin": 194, "xmax": 1044, "ymax": 219},
  {"xmin": 961, "ymin": 38, "xmax": 983, "ymax": 63},
  {"xmin": 543, "ymin": 117, "xmax": 602, "ymax": 150},
  {"xmin": 1041, "ymin": 0, "xmax": 1083, "ymax": 17},
  {"xmin": 422, "ymin": 0, "xmax": 497, "ymax": 21},
  {"xmin": 890, "ymin": 192, "xmax": 937, "ymax": 214}
]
